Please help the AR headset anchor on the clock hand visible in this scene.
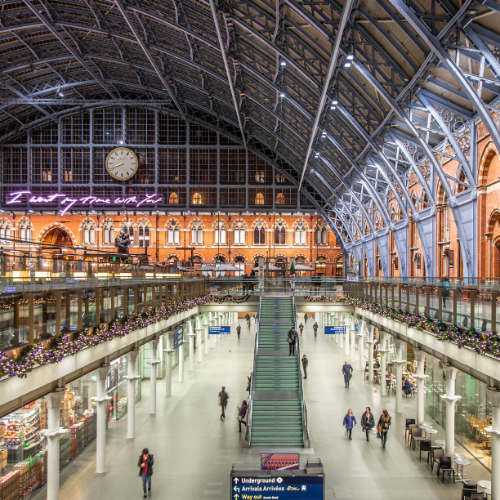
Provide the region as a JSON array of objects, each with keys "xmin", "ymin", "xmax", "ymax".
[{"xmin": 113, "ymin": 162, "xmax": 124, "ymax": 168}]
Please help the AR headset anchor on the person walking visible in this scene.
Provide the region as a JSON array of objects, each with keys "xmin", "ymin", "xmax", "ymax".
[
  {"xmin": 342, "ymin": 361, "xmax": 353, "ymax": 388},
  {"xmin": 304, "ymin": 313, "xmax": 308, "ymax": 324},
  {"xmin": 237, "ymin": 400, "xmax": 248, "ymax": 432},
  {"xmin": 361, "ymin": 407, "xmax": 375, "ymax": 441},
  {"xmin": 218, "ymin": 386, "xmax": 229, "ymax": 420},
  {"xmin": 236, "ymin": 324, "xmax": 241, "ymax": 339},
  {"xmin": 138, "ymin": 448, "xmax": 154, "ymax": 498},
  {"xmin": 247, "ymin": 319, "xmax": 251, "ymax": 330},
  {"xmin": 403, "ymin": 378, "xmax": 412, "ymax": 397},
  {"xmin": 343, "ymin": 409, "xmax": 357, "ymax": 440},
  {"xmin": 288, "ymin": 327, "xmax": 297, "ymax": 356},
  {"xmin": 313, "ymin": 322, "xmax": 318, "ymax": 337},
  {"xmin": 246, "ymin": 373, "xmax": 252, "ymax": 393},
  {"xmin": 302, "ymin": 354, "xmax": 308, "ymax": 379},
  {"xmin": 377, "ymin": 410, "xmax": 391, "ymax": 448},
  {"xmin": 299, "ymin": 323, "xmax": 304, "ymax": 336},
  {"xmin": 245, "ymin": 313, "xmax": 250, "ymax": 322}
]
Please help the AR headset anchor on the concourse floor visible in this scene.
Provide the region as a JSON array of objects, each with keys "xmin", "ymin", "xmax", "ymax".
[{"xmin": 35, "ymin": 317, "xmax": 491, "ymax": 500}]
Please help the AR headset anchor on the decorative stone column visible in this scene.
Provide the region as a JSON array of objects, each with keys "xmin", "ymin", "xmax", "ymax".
[
  {"xmin": 344, "ymin": 315, "xmax": 350, "ymax": 355},
  {"xmin": 187, "ymin": 331, "xmax": 196, "ymax": 372},
  {"xmin": 148, "ymin": 339, "xmax": 161, "ymax": 415},
  {"xmin": 196, "ymin": 325, "xmax": 203, "ymax": 363},
  {"xmin": 92, "ymin": 365, "xmax": 111, "ymax": 473},
  {"xmin": 350, "ymin": 317, "xmax": 356, "ymax": 360},
  {"xmin": 125, "ymin": 349, "xmax": 140, "ymax": 438},
  {"xmin": 203, "ymin": 314, "xmax": 209, "ymax": 355},
  {"xmin": 209, "ymin": 317, "xmax": 215, "ymax": 348},
  {"xmin": 41, "ymin": 389, "xmax": 66, "ymax": 500},
  {"xmin": 356, "ymin": 320, "xmax": 366, "ymax": 370},
  {"xmin": 366, "ymin": 325, "xmax": 376, "ymax": 383},
  {"xmin": 379, "ymin": 332, "xmax": 389, "ymax": 397},
  {"xmin": 340, "ymin": 314, "xmax": 345, "ymax": 349},
  {"xmin": 394, "ymin": 340, "xmax": 406, "ymax": 414},
  {"xmin": 440, "ymin": 365, "xmax": 461, "ymax": 457},
  {"xmin": 164, "ymin": 339, "xmax": 174, "ymax": 397},
  {"xmin": 485, "ymin": 387, "xmax": 500, "ymax": 500},
  {"xmin": 414, "ymin": 348, "xmax": 428, "ymax": 424}
]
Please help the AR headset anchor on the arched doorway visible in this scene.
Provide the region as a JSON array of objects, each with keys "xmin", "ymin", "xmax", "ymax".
[{"xmin": 41, "ymin": 227, "xmax": 74, "ymax": 249}]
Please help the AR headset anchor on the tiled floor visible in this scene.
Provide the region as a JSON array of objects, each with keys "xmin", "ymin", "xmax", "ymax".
[{"xmin": 34, "ymin": 316, "xmax": 492, "ymax": 500}]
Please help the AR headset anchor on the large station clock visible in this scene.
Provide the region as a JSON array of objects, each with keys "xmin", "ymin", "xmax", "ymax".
[{"xmin": 105, "ymin": 147, "xmax": 139, "ymax": 180}]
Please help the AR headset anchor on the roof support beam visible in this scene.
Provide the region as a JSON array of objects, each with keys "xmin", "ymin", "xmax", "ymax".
[
  {"xmin": 208, "ymin": 0, "xmax": 247, "ymax": 149},
  {"xmin": 297, "ymin": 0, "xmax": 355, "ymax": 191}
]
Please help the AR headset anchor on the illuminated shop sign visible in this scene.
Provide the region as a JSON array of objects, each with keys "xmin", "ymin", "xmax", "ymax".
[{"xmin": 6, "ymin": 191, "xmax": 163, "ymax": 215}]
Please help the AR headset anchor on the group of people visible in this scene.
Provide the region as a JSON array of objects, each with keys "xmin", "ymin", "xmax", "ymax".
[
  {"xmin": 343, "ymin": 408, "xmax": 392, "ymax": 447},
  {"xmin": 298, "ymin": 321, "xmax": 318, "ymax": 336},
  {"xmin": 217, "ymin": 383, "xmax": 249, "ymax": 433}
]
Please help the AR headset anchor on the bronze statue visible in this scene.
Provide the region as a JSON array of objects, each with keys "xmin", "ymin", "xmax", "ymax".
[{"xmin": 114, "ymin": 227, "xmax": 131, "ymax": 261}]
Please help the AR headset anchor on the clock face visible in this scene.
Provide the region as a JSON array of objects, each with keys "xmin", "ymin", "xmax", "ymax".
[{"xmin": 105, "ymin": 147, "xmax": 139, "ymax": 180}]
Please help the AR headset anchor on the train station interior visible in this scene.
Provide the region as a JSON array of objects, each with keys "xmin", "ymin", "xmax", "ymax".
[{"xmin": 1, "ymin": 0, "xmax": 500, "ymax": 498}]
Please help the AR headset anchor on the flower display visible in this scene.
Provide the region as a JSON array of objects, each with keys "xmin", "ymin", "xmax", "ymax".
[
  {"xmin": 0, "ymin": 294, "xmax": 216, "ymax": 379},
  {"xmin": 209, "ymin": 294, "xmax": 250, "ymax": 304}
]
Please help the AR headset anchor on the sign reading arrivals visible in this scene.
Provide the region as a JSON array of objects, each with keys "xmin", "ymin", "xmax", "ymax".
[
  {"xmin": 230, "ymin": 475, "xmax": 324, "ymax": 500},
  {"xmin": 324, "ymin": 326, "xmax": 346, "ymax": 335},
  {"xmin": 209, "ymin": 326, "xmax": 231, "ymax": 335},
  {"xmin": 6, "ymin": 191, "xmax": 163, "ymax": 215}
]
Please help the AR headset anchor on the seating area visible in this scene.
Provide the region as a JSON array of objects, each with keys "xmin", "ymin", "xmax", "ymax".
[{"xmin": 466, "ymin": 414, "xmax": 492, "ymax": 451}]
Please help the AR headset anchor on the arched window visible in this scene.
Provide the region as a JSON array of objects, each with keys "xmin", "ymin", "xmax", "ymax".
[
  {"xmin": 167, "ymin": 221, "xmax": 180, "ymax": 245},
  {"xmin": 0, "ymin": 220, "xmax": 11, "ymax": 244},
  {"xmin": 191, "ymin": 221, "xmax": 203, "ymax": 245},
  {"xmin": 315, "ymin": 225, "xmax": 327, "ymax": 245},
  {"xmin": 102, "ymin": 220, "xmax": 114, "ymax": 245},
  {"xmin": 254, "ymin": 223, "xmax": 266, "ymax": 245},
  {"xmin": 169, "ymin": 192, "xmax": 178, "ymax": 204},
  {"xmin": 276, "ymin": 172, "xmax": 286, "ymax": 184},
  {"xmin": 276, "ymin": 193, "xmax": 285, "ymax": 205},
  {"xmin": 192, "ymin": 192, "xmax": 202, "ymax": 204},
  {"xmin": 214, "ymin": 223, "xmax": 226, "ymax": 245},
  {"xmin": 82, "ymin": 220, "xmax": 95, "ymax": 245},
  {"xmin": 233, "ymin": 222, "xmax": 245, "ymax": 245},
  {"xmin": 234, "ymin": 256, "xmax": 245, "ymax": 274},
  {"xmin": 294, "ymin": 222, "xmax": 306, "ymax": 245},
  {"xmin": 274, "ymin": 224, "xmax": 286, "ymax": 245},
  {"xmin": 255, "ymin": 171, "xmax": 265, "ymax": 183},
  {"xmin": 138, "ymin": 222, "xmax": 150, "ymax": 248},
  {"xmin": 18, "ymin": 221, "xmax": 31, "ymax": 243},
  {"xmin": 255, "ymin": 192, "xmax": 265, "ymax": 204},
  {"xmin": 121, "ymin": 222, "xmax": 135, "ymax": 247}
]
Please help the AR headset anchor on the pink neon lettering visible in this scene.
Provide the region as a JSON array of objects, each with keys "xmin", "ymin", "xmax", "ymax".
[{"xmin": 7, "ymin": 191, "xmax": 32, "ymax": 204}]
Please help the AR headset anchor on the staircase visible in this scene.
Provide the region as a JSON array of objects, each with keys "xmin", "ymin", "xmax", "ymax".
[{"xmin": 249, "ymin": 296, "xmax": 305, "ymax": 447}]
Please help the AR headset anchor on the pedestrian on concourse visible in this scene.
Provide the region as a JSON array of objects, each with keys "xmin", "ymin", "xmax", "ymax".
[
  {"xmin": 343, "ymin": 409, "xmax": 357, "ymax": 440},
  {"xmin": 246, "ymin": 373, "xmax": 252, "ymax": 393},
  {"xmin": 218, "ymin": 386, "xmax": 229, "ymax": 420},
  {"xmin": 403, "ymin": 378, "xmax": 412, "ymax": 397},
  {"xmin": 299, "ymin": 323, "xmax": 304, "ymax": 336},
  {"xmin": 247, "ymin": 319, "xmax": 251, "ymax": 330},
  {"xmin": 313, "ymin": 322, "xmax": 318, "ymax": 337},
  {"xmin": 342, "ymin": 361, "xmax": 353, "ymax": 388},
  {"xmin": 304, "ymin": 313, "xmax": 308, "ymax": 324},
  {"xmin": 361, "ymin": 407, "xmax": 375, "ymax": 441},
  {"xmin": 236, "ymin": 324, "xmax": 241, "ymax": 339},
  {"xmin": 237, "ymin": 400, "xmax": 248, "ymax": 432},
  {"xmin": 302, "ymin": 354, "xmax": 308, "ymax": 379},
  {"xmin": 245, "ymin": 313, "xmax": 250, "ymax": 322},
  {"xmin": 377, "ymin": 410, "xmax": 391, "ymax": 448},
  {"xmin": 138, "ymin": 448, "xmax": 154, "ymax": 498},
  {"xmin": 288, "ymin": 327, "xmax": 297, "ymax": 356}
]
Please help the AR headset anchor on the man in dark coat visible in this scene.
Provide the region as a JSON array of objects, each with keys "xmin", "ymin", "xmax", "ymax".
[
  {"xmin": 288, "ymin": 327, "xmax": 297, "ymax": 356},
  {"xmin": 302, "ymin": 354, "xmax": 308, "ymax": 379},
  {"xmin": 342, "ymin": 361, "xmax": 353, "ymax": 388},
  {"xmin": 138, "ymin": 448, "xmax": 154, "ymax": 498},
  {"xmin": 219, "ymin": 386, "xmax": 229, "ymax": 420}
]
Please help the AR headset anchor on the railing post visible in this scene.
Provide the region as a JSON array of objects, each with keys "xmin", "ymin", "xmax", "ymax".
[
  {"xmin": 406, "ymin": 286, "xmax": 410, "ymax": 311},
  {"xmin": 492, "ymin": 292, "xmax": 499, "ymax": 333},
  {"xmin": 84, "ymin": 293, "xmax": 90, "ymax": 327},
  {"xmin": 28, "ymin": 293, "xmax": 34, "ymax": 345},
  {"xmin": 391, "ymin": 284, "xmax": 395, "ymax": 309},
  {"xmin": 76, "ymin": 290, "xmax": 83, "ymax": 331},
  {"xmin": 415, "ymin": 287, "xmax": 419, "ymax": 314},
  {"xmin": 398, "ymin": 285, "xmax": 402, "ymax": 310},
  {"xmin": 54, "ymin": 291, "xmax": 61, "ymax": 338},
  {"xmin": 123, "ymin": 286, "xmax": 129, "ymax": 317},
  {"xmin": 425, "ymin": 287, "xmax": 430, "ymax": 317},
  {"xmin": 95, "ymin": 288, "xmax": 101, "ymax": 326},
  {"xmin": 65, "ymin": 292, "xmax": 71, "ymax": 333},
  {"xmin": 437, "ymin": 288, "xmax": 443, "ymax": 322},
  {"xmin": 110, "ymin": 287, "xmax": 115, "ymax": 320},
  {"xmin": 470, "ymin": 290, "xmax": 477, "ymax": 330},
  {"xmin": 134, "ymin": 286, "xmax": 139, "ymax": 314},
  {"xmin": 452, "ymin": 288, "xmax": 458, "ymax": 325}
]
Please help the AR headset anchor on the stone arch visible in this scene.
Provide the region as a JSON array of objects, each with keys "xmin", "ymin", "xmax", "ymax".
[
  {"xmin": 164, "ymin": 252, "xmax": 181, "ymax": 262},
  {"xmin": 252, "ymin": 252, "xmax": 266, "ymax": 261},
  {"xmin": 478, "ymin": 141, "xmax": 498, "ymax": 185},
  {"xmin": 232, "ymin": 218, "xmax": 247, "ymax": 229},
  {"xmin": 251, "ymin": 218, "xmax": 268, "ymax": 229},
  {"xmin": 119, "ymin": 218, "xmax": 138, "ymax": 229},
  {"xmin": 37, "ymin": 222, "xmax": 77, "ymax": 246},
  {"xmin": 15, "ymin": 216, "xmax": 34, "ymax": 231},
  {"xmin": 272, "ymin": 217, "xmax": 288, "ymax": 228},
  {"xmin": 78, "ymin": 217, "xmax": 97, "ymax": 230},
  {"xmin": 188, "ymin": 218, "xmax": 205, "ymax": 229},
  {"xmin": 164, "ymin": 218, "xmax": 180, "ymax": 229},
  {"xmin": 487, "ymin": 208, "xmax": 500, "ymax": 233},
  {"xmin": 212, "ymin": 253, "xmax": 227, "ymax": 262},
  {"xmin": 294, "ymin": 253, "xmax": 308, "ymax": 262},
  {"xmin": 231, "ymin": 252, "xmax": 246, "ymax": 263},
  {"xmin": 136, "ymin": 217, "xmax": 152, "ymax": 227}
]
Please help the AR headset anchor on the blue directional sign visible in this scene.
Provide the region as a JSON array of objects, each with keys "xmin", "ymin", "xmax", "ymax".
[
  {"xmin": 209, "ymin": 326, "xmax": 231, "ymax": 335},
  {"xmin": 354, "ymin": 323, "xmax": 359, "ymax": 332},
  {"xmin": 325, "ymin": 326, "xmax": 346, "ymax": 335},
  {"xmin": 174, "ymin": 326, "xmax": 183, "ymax": 348},
  {"xmin": 231, "ymin": 474, "xmax": 324, "ymax": 500}
]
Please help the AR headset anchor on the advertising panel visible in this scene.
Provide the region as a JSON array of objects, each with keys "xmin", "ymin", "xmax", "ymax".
[{"xmin": 261, "ymin": 453, "xmax": 299, "ymax": 470}]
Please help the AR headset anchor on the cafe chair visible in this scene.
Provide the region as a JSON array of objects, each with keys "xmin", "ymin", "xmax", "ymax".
[
  {"xmin": 405, "ymin": 418, "xmax": 415, "ymax": 441},
  {"xmin": 469, "ymin": 494, "xmax": 485, "ymax": 500},
  {"xmin": 407, "ymin": 424, "xmax": 419, "ymax": 446},
  {"xmin": 437, "ymin": 456, "xmax": 455, "ymax": 483},
  {"xmin": 419, "ymin": 439, "xmax": 432, "ymax": 461},
  {"xmin": 462, "ymin": 483, "xmax": 478, "ymax": 500},
  {"xmin": 430, "ymin": 448, "xmax": 444, "ymax": 472},
  {"xmin": 411, "ymin": 428, "xmax": 426, "ymax": 450}
]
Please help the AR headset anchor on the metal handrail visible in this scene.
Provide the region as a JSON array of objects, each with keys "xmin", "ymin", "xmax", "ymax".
[{"xmin": 246, "ymin": 295, "xmax": 261, "ymax": 445}]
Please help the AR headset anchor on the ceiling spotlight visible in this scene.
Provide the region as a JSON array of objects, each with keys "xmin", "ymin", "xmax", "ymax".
[
  {"xmin": 280, "ymin": 92, "xmax": 286, "ymax": 98},
  {"xmin": 322, "ymin": 131, "xmax": 327, "ymax": 137},
  {"xmin": 280, "ymin": 60, "xmax": 287, "ymax": 66},
  {"xmin": 57, "ymin": 84, "xmax": 64, "ymax": 97},
  {"xmin": 315, "ymin": 153, "xmax": 320, "ymax": 158},
  {"xmin": 346, "ymin": 45, "xmax": 354, "ymax": 60},
  {"xmin": 330, "ymin": 104, "xmax": 336, "ymax": 110},
  {"xmin": 344, "ymin": 60, "xmax": 352, "ymax": 68}
]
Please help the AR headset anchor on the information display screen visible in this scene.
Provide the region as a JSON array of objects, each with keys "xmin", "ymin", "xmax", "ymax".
[
  {"xmin": 209, "ymin": 326, "xmax": 231, "ymax": 334},
  {"xmin": 324, "ymin": 326, "xmax": 346, "ymax": 334},
  {"xmin": 174, "ymin": 326, "xmax": 184, "ymax": 347},
  {"xmin": 231, "ymin": 474, "xmax": 324, "ymax": 500}
]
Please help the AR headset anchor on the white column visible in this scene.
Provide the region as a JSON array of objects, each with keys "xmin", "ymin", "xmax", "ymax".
[
  {"xmin": 380, "ymin": 332, "xmax": 388, "ymax": 397},
  {"xmin": 178, "ymin": 343, "xmax": 185, "ymax": 382},
  {"xmin": 210, "ymin": 318, "xmax": 215, "ymax": 348},
  {"xmin": 158, "ymin": 334, "xmax": 164, "ymax": 379},
  {"xmin": 414, "ymin": 348, "xmax": 428, "ymax": 424},
  {"xmin": 485, "ymin": 388, "xmax": 500, "ymax": 500},
  {"xmin": 335, "ymin": 314, "xmax": 340, "ymax": 344},
  {"xmin": 148, "ymin": 339, "xmax": 160, "ymax": 415},
  {"xmin": 164, "ymin": 347, "xmax": 174, "ymax": 396},
  {"xmin": 366, "ymin": 325, "xmax": 375, "ymax": 383},
  {"xmin": 187, "ymin": 333, "xmax": 195, "ymax": 372},
  {"xmin": 204, "ymin": 315, "xmax": 209, "ymax": 355},
  {"xmin": 394, "ymin": 340, "xmax": 405, "ymax": 414},
  {"xmin": 92, "ymin": 365, "xmax": 111, "ymax": 473},
  {"xmin": 344, "ymin": 316, "xmax": 349, "ymax": 354},
  {"xmin": 213, "ymin": 315, "xmax": 218, "ymax": 344},
  {"xmin": 125, "ymin": 349, "xmax": 140, "ymax": 439},
  {"xmin": 196, "ymin": 327, "xmax": 203, "ymax": 363},
  {"xmin": 350, "ymin": 322, "xmax": 355, "ymax": 360},
  {"xmin": 42, "ymin": 389, "xmax": 66, "ymax": 500},
  {"xmin": 440, "ymin": 365, "xmax": 461, "ymax": 457},
  {"xmin": 357, "ymin": 321, "xmax": 366, "ymax": 370}
]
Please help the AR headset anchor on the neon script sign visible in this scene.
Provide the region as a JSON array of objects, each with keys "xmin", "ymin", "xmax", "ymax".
[{"xmin": 6, "ymin": 191, "xmax": 163, "ymax": 215}]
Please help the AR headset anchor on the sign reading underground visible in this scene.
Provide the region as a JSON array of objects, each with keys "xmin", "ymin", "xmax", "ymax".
[{"xmin": 230, "ymin": 475, "xmax": 324, "ymax": 500}]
